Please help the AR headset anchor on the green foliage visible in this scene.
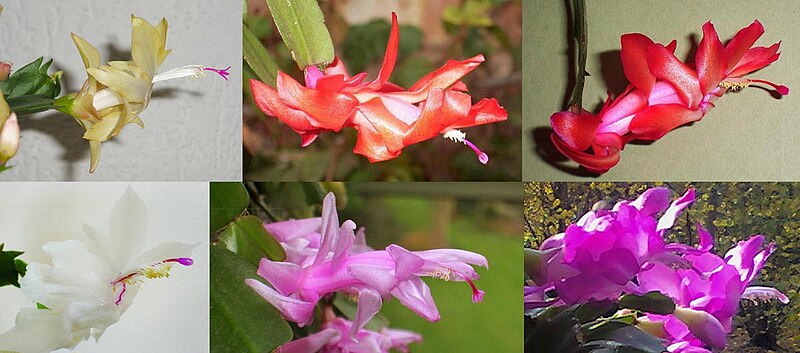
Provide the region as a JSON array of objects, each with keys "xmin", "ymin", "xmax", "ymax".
[
  {"xmin": 523, "ymin": 182, "xmax": 800, "ymax": 352},
  {"xmin": 218, "ymin": 215, "xmax": 286, "ymax": 266},
  {"xmin": 209, "ymin": 245, "xmax": 292, "ymax": 353},
  {"xmin": 243, "ymin": 23, "xmax": 279, "ymax": 86},
  {"xmin": 265, "ymin": 0, "xmax": 334, "ymax": 68},
  {"xmin": 1, "ymin": 57, "xmax": 63, "ymax": 116},
  {"xmin": 210, "ymin": 182, "xmax": 250, "ymax": 232},
  {"xmin": 443, "ymin": 0, "xmax": 494, "ymax": 28},
  {"xmin": 0, "ymin": 243, "xmax": 26, "ymax": 288}
]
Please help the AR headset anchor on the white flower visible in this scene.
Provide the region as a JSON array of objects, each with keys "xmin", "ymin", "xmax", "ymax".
[{"xmin": 0, "ymin": 187, "xmax": 196, "ymax": 353}]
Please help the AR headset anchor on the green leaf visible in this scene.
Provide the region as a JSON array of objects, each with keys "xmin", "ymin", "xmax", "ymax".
[
  {"xmin": 0, "ymin": 57, "xmax": 62, "ymax": 100},
  {"xmin": 257, "ymin": 182, "xmax": 325, "ymax": 219},
  {"xmin": 36, "ymin": 302, "xmax": 49, "ymax": 310},
  {"xmin": 619, "ymin": 291, "xmax": 676, "ymax": 315},
  {"xmin": 265, "ymin": 0, "xmax": 334, "ymax": 69},
  {"xmin": 6, "ymin": 95, "xmax": 57, "ymax": 117},
  {"xmin": 243, "ymin": 23, "xmax": 279, "ymax": 86},
  {"xmin": 581, "ymin": 326, "xmax": 665, "ymax": 353},
  {"xmin": 0, "ymin": 243, "xmax": 26, "ymax": 288},
  {"xmin": 442, "ymin": 0, "xmax": 494, "ymax": 28},
  {"xmin": 210, "ymin": 245, "xmax": 292, "ymax": 353},
  {"xmin": 218, "ymin": 215, "xmax": 286, "ymax": 266},
  {"xmin": 210, "ymin": 182, "xmax": 250, "ymax": 233},
  {"xmin": 333, "ymin": 294, "xmax": 389, "ymax": 331}
]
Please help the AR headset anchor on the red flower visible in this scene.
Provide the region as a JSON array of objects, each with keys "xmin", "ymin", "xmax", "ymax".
[
  {"xmin": 251, "ymin": 13, "xmax": 507, "ymax": 164},
  {"xmin": 551, "ymin": 20, "xmax": 787, "ymax": 173}
]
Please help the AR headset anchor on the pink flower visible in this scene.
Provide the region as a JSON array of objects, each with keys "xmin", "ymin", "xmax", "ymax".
[
  {"xmin": 274, "ymin": 317, "xmax": 421, "ymax": 353},
  {"xmin": 528, "ymin": 188, "xmax": 694, "ymax": 305},
  {"xmin": 638, "ymin": 233, "xmax": 788, "ymax": 350},
  {"xmin": 551, "ymin": 20, "xmax": 787, "ymax": 173},
  {"xmin": 246, "ymin": 192, "xmax": 487, "ymax": 335}
]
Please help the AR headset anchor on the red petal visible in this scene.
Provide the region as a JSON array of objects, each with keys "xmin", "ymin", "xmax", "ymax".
[
  {"xmin": 324, "ymin": 57, "xmax": 351, "ymax": 78},
  {"xmin": 367, "ymin": 12, "xmax": 400, "ymax": 89},
  {"xmin": 355, "ymin": 97, "xmax": 410, "ymax": 153},
  {"xmin": 463, "ymin": 98, "xmax": 508, "ymax": 126},
  {"xmin": 647, "ymin": 44, "xmax": 702, "ymax": 108},
  {"xmin": 727, "ymin": 43, "xmax": 780, "ymax": 77},
  {"xmin": 350, "ymin": 111, "xmax": 403, "ymax": 163},
  {"xmin": 551, "ymin": 133, "xmax": 621, "ymax": 174},
  {"xmin": 696, "ymin": 22, "xmax": 726, "ymax": 95},
  {"xmin": 386, "ymin": 55, "xmax": 484, "ymax": 104},
  {"xmin": 250, "ymin": 78, "xmax": 321, "ymax": 139},
  {"xmin": 277, "ymin": 71, "xmax": 359, "ymax": 131},
  {"xmin": 621, "ymin": 33, "xmax": 657, "ymax": 94},
  {"xmin": 315, "ymin": 74, "xmax": 347, "ymax": 91},
  {"xmin": 550, "ymin": 111, "xmax": 602, "ymax": 151},
  {"xmin": 629, "ymin": 104, "xmax": 704, "ymax": 140},
  {"xmin": 403, "ymin": 89, "xmax": 471, "ymax": 146},
  {"xmin": 724, "ymin": 20, "xmax": 764, "ymax": 72}
]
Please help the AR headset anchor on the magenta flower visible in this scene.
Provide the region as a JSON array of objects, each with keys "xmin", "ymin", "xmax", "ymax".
[
  {"xmin": 528, "ymin": 188, "xmax": 695, "ymax": 305},
  {"xmin": 274, "ymin": 317, "xmax": 421, "ymax": 353},
  {"xmin": 246, "ymin": 192, "xmax": 487, "ymax": 335},
  {"xmin": 637, "ymin": 233, "xmax": 788, "ymax": 350}
]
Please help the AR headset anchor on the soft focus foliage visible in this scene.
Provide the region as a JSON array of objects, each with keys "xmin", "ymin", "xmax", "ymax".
[{"xmin": 524, "ymin": 182, "xmax": 800, "ymax": 352}]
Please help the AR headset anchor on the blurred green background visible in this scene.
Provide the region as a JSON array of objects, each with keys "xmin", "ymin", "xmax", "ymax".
[
  {"xmin": 244, "ymin": 182, "xmax": 523, "ymax": 352},
  {"xmin": 524, "ymin": 182, "xmax": 800, "ymax": 353},
  {"xmin": 243, "ymin": 0, "xmax": 521, "ymax": 181}
]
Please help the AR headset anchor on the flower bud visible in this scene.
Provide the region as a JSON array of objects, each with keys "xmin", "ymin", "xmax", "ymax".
[{"xmin": 0, "ymin": 112, "xmax": 20, "ymax": 164}]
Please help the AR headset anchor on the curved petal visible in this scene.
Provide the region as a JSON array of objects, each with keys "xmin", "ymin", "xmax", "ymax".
[
  {"xmin": 354, "ymin": 97, "xmax": 410, "ymax": 154},
  {"xmin": 724, "ymin": 20, "xmax": 764, "ymax": 72},
  {"xmin": 250, "ymin": 79, "xmax": 322, "ymax": 139},
  {"xmin": 264, "ymin": 218, "xmax": 322, "ymax": 242},
  {"xmin": 390, "ymin": 277, "xmax": 440, "ymax": 322},
  {"xmin": 245, "ymin": 278, "xmax": 316, "ymax": 325},
  {"xmin": 647, "ymin": 45, "xmax": 702, "ymax": 108},
  {"xmin": 275, "ymin": 328, "xmax": 340, "ymax": 353},
  {"xmin": 131, "ymin": 15, "xmax": 162, "ymax": 77},
  {"xmin": 657, "ymin": 188, "xmax": 695, "ymax": 231},
  {"xmin": 742, "ymin": 286, "xmax": 789, "ymax": 304},
  {"xmin": 550, "ymin": 111, "xmax": 602, "ymax": 151},
  {"xmin": 726, "ymin": 43, "xmax": 780, "ymax": 78},
  {"xmin": 277, "ymin": 72, "xmax": 359, "ymax": 132},
  {"xmin": 621, "ymin": 33, "xmax": 657, "ymax": 94},
  {"xmin": 672, "ymin": 307, "xmax": 728, "ymax": 350},
  {"xmin": 351, "ymin": 111, "xmax": 403, "ymax": 163},
  {"xmin": 366, "ymin": 12, "xmax": 400, "ymax": 90},
  {"xmin": 696, "ymin": 22, "xmax": 726, "ymax": 95},
  {"xmin": 628, "ymin": 104, "xmax": 704, "ymax": 140},
  {"xmin": 351, "ymin": 288, "xmax": 383, "ymax": 337},
  {"xmin": 385, "ymin": 55, "xmax": 484, "ymax": 104},
  {"xmin": 256, "ymin": 259, "xmax": 304, "ymax": 295},
  {"xmin": 0, "ymin": 308, "xmax": 75, "ymax": 353},
  {"xmin": 551, "ymin": 133, "xmax": 622, "ymax": 174}
]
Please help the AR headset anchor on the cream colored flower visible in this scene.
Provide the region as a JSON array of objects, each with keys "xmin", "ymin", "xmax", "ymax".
[
  {"xmin": 60, "ymin": 15, "xmax": 229, "ymax": 173},
  {"xmin": 0, "ymin": 89, "xmax": 19, "ymax": 166}
]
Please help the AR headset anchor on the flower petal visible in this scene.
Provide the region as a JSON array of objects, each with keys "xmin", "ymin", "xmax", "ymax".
[
  {"xmin": 672, "ymin": 307, "xmax": 728, "ymax": 350},
  {"xmin": 628, "ymin": 104, "xmax": 704, "ymax": 140},
  {"xmin": 657, "ymin": 188, "xmax": 695, "ymax": 231},
  {"xmin": 551, "ymin": 132, "xmax": 622, "ymax": 174},
  {"xmin": 696, "ymin": 22, "xmax": 726, "ymax": 95},
  {"xmin": 351, "ymin": 288, "xmax": 383, "ymax": 337},
  {"xmin": 274, "ymin": 328, "xmax": 340, "ymax": 353},
  {"xmin": 647, "ymin": 44, "xmax": 702, "ymax": 108},
  {"xmin": 386, "ymin": 55, "xmax": 484, "ymax": 104},
  {"xmin": 724, "ymin": 20, "xmax": 764, "ymax": 72},
  {"xmin": 621, "ymin": 33, "xmax": 658, "ymax": 94},
  {"xmin": 245, "ymin": 278, "xmax": 316, "ymax": 326},
  {"xmin": 249, "ymin": 79, "xmax": 322, "ymax": 139},
  {"xmin": 550, "ymin": 111, "xmax": 602, "ymax": 151},
  {"xmin": 726, "ymin": 43, "xmax": 780, "ymax": 78},
  {"xmin": 366, "ymin": 12, "xmax": 400, "ymax": 90},
  {"xmin": 276, "ymin": 71, "xmax": 358, "ymax": 132},
  {"xmin": 0, "ymin": 308, "xmax": 75, "ymax": 353}
]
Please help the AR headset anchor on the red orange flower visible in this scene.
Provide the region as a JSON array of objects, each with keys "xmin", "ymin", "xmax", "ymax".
[
  {"xmin": 551, "ymin": 20, "xmax": 787, "ymax": 173},
  {"xmin": 251, "ymin": 13, "xmax": 507, "ymax": 164}
]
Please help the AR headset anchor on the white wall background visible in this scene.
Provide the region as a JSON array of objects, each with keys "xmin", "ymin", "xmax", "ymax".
[
  {"xmin": 0, "ymin": 0, "xmax": 241, "ymax": 181},
  {"xmin": 0, "ymin": 183, "xmax": 210, "ymax": 353}
]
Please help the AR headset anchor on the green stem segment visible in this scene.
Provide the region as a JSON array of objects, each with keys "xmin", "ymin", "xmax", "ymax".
[
  {"xmin": 265, "ymin": 0, "xmax": 335, "ymax": 69},
  {"xmin": 567, "ymin": 0, "xmax": 587, "ymax": 110}
]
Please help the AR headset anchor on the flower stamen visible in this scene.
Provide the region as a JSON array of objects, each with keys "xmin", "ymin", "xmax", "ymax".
[
  {"xmin": 111, "ymin": 257, "xmax": 193, "ymax": 305},
  {"xmin": 443, "ymin": 129, "xmax": 490, "ymax": 165},
  {"xmin": 152, "ymin": 65, "xmax": 230, "ymax": 83}
]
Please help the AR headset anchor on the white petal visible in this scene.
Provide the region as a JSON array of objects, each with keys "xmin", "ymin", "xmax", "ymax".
[
  {"xmin": 104, "ymin": 187, "xmax": 148, "ymax": 271},
  {"xmin": 120, "ymin": 241, "xmax": 197, "ymax": 277},
  {"xmin": 0, "ymin": 308, "xmax": 74, "ymax": 353},
  {"xmin": 21, "ymin": 240, "xmax": 113, "ymax": 310}
]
